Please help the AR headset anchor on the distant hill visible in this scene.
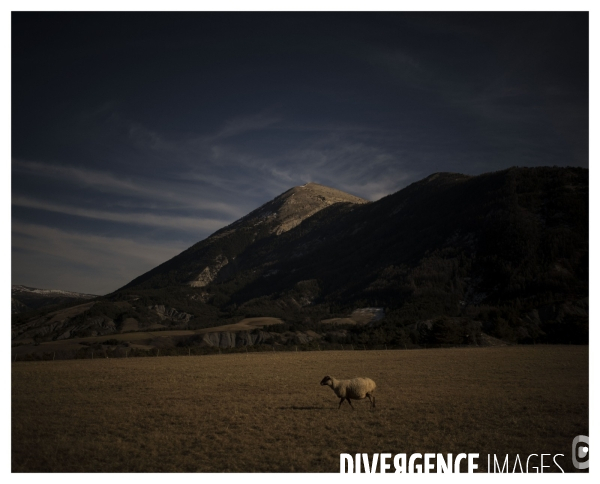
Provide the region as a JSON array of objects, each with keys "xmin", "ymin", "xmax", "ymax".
[
  {"xmin": 11, "ymin": 285, "xmax": 98, "ymax": 314},
  {"xmin": 12, "ymin": 167, "xmax": 588, "ymax": 351}
]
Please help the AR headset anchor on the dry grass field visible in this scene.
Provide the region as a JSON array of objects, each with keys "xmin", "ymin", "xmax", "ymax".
[{"xmin": 12, "ymin": 346, "xmax": 588, "ymax": 472}]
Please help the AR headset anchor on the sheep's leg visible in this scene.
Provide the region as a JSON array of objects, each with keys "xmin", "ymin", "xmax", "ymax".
[
  {"xmin": 338, "ymin": 397, "xmax": 345, "ymax": 409},
  {"xmin": 346, "ymin": 397, "xmax": 354, "ymax": 410},
  {"xmin": 367, "ymin": 393, "xmax": 376, "ymax": 409}
]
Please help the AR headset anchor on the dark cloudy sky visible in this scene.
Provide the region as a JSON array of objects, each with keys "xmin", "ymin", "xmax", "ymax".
[{"xmin": 11, "ymin": 12, "xmax": 589, "ymax": 295}]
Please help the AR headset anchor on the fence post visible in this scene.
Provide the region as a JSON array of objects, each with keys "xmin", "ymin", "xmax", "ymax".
[
  {"xmin": 363, "ymin": 345, "xmax": 366, "ymax": 351},
  {"xmin": 157, "ymin": 349, "xmax": 160, "ymax": 357}
]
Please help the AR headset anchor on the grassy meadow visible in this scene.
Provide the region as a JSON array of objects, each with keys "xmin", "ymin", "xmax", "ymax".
[{"xmin": 12, "ymin": 345, "xmax": 588, "ymax": 472}]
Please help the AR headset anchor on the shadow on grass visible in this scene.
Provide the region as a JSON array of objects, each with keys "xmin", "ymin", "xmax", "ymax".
[
  {"xmin": 279, "ymin": 406, "xmax": 328, "ymax": 411},
  {"xmin": 279, "ymin": 404, "xmax": 380, "ymax": 411}
]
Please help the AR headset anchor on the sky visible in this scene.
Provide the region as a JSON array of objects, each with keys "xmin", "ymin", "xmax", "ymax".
[{"xmin": 11, "ymin": 11, "xmax": 589, "ymax": 295}]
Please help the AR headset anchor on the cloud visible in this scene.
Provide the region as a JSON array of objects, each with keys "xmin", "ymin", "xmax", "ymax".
[
  {"xmin": 12, "ymin": 197, "xmax": 230, "ymax": 234},
  {"xmin": 12, "ymin": 160, "xmax": 246, "ymax": 218},
  {"xmin": 193, "ymin": 130, "xmax": 418, "ymax": 201},
  {"xmin": 16, "ymin": 112, "xmax": 413, "ymax": 211},
  {"xmin": 122, "ymin": 112, "xmax": 281, "ymax": 155},
  {"xmin": 12, "ymin": 222, "xmax": 189, "ymax": 295},
  {"xmin": 210, "ymin": 113, "xmax": 281, "ymax": 141}
]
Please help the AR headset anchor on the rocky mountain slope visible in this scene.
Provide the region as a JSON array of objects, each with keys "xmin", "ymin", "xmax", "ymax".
[
  {"xmin": 12, "ymin": 167, "xmax": 588, "ymax": 350},
  {"xmin": 121, "ymin": 182, "xmax": 368, "ymax": 290}
]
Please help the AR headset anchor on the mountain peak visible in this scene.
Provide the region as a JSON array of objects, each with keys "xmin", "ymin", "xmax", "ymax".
[
  {"xmin": 119, "ymin": 182, "xmax": 368, "ymax": 290},
  {"xmin": 234, "ymin": 182, "xmax": 368, "ymax": 236}
]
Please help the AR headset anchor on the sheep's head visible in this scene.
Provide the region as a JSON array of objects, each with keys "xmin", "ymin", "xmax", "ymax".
[{"xmin": 320, "ymin": 376, "xmax": 333, "ymax": 386}]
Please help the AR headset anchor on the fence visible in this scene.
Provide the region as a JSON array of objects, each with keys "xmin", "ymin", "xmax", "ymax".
[{"xmin": 10, "ymin": 339, "xmax": 508, "ymax": 362}]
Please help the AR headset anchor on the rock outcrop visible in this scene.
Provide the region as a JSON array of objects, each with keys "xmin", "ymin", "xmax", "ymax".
[
  {"xmin": 189, "ymin": 255, "xmax": 229, "ymax": 287},
  {"xmin": 196, "ymin": 329, "xmax": 327, "ymax": 348},
  {"xmin": 149, "ymin": 305, "xmax": 194, "ymax": 323}
]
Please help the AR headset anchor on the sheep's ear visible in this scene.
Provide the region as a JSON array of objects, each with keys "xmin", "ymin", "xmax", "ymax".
[{"xmin": 320, "ymin": 376, "xmax": 331, "ymax": 385}]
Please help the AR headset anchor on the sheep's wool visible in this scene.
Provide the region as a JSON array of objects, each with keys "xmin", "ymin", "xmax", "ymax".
[{"xmin": 331, "ymin": 377, "xmax": 376, "ymax": 399}]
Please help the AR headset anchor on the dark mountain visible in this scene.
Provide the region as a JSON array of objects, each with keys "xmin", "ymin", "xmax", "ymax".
[
  {"xmin": 11, "ymin": 285, "xmax": 98, "ymax": 314},
  {"xmin": 12, "ymin": 167, "xmax": 588, "ymax": 348},
  {"xmin": 121, "ymin": 182, "xmax": 368, "ymax": 290}
]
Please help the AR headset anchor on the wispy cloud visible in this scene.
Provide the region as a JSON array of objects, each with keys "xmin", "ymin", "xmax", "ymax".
[
  {"xmin": 122, "ymin": 112, "xmax": 282, "ymax": 153},
  {"xmin": 12, "ymin": 197, "xmax": 229, "ymax": 234},
  {"xmin": 209, "ymin": 112, "xmax": 281, "ymax": 141},
  {"xmin": 12, "ymin": 160, "xmax": 246, "ymax": 218},
  {"xmin": 190, "ymin": 130, "xmax": 418, "ymax": 201}
]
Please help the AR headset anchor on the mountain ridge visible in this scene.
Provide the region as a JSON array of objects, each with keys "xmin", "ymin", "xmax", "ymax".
[
  {"xmin": 12, "ymin": 166, "xmax": 588, "ymax": 350},
  {"xmin": 119, "ymin": 181, "xmax": 368, "ymax": 290}
]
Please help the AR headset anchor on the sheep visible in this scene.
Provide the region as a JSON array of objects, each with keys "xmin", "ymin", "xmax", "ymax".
[{"xmin": 320, "ymin": 375, "xmax": 376, "ymax": 409}]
